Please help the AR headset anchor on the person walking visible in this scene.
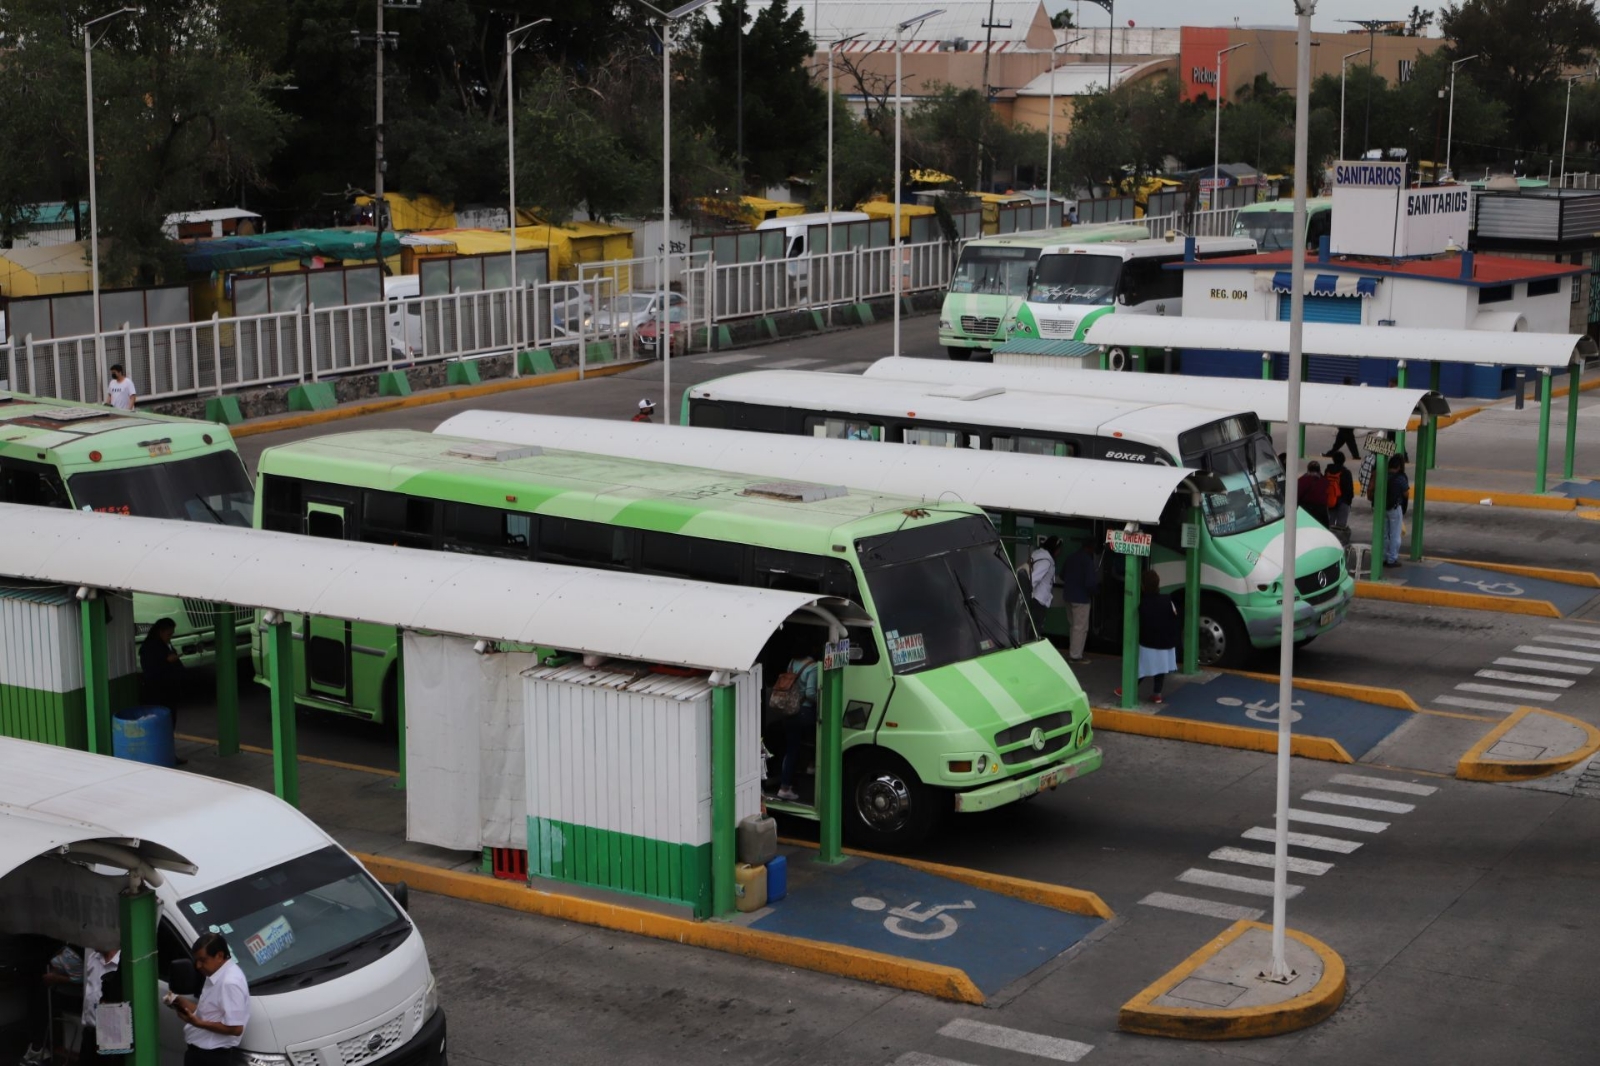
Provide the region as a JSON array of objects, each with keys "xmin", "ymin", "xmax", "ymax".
[
  {"xmin": 631, "ymin": 399, "xmax": 656, "ymax": 423},
  {"xmin": 1116, "ymin": 569, "xmax": 1179, "ymax": 705},
  {"xmin": 1027, "ymin": 536, "xmax": 1063, "ymax": 635},
  {"xmin": 1325, "ymin": 451, "xmax": 1354, "ymax": 532},
  {"xmin": 171, "ymin": 934, "xmax": 249, "ymax": 1064},
  {"xmin": 106, "ymin": 365, "xmax": 137, "ymax": 411},
  {"xmin": 1059, "ymin": 540, "xmax": 1099, "ymax": 664},
  {"xmin": 1296, "ymin": 459, "xmax": 1330, "ymax": 527},
  {"xmin": 774, "ymin": 653, "xmax": 819, "ymax": 802},
  {"xmin": 1328, "ymin": 376, "xmax": 1360, "ymax": 460},
  {"xmin": 1384, "ymin": 456, "xmax": 1410, "ymax": 569}
]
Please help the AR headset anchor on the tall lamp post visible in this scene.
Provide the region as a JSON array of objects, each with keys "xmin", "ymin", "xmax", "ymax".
[
  {"xmin": 1046, "ymin": 36, "xmax": 1086, "ymax": 213},
  {"xmin": 893, "ymin": 10, "xmax": 945, "ymax": 361},
  {"xmin": 632, "ymin": 0, "xmax": 717, "ymax": 424},
  {"xmin": 506, "ymin": 19, "xmax": 551, "ymax": 372},
  {"xmin": 1560, "ymin": 69, "xmax": 1598, "ymax": 189},
  {"xmin": 825, "ymin": 32, "xmax": 864, "ymax": 322},
  {"xmin": 1086, "ymin": 0, "xmax": 1114, "ymax": 94},
  {"xmin": 82, "ymin": 6, "xmax": 137, "ymax": 397},
  {"xmin": 1212, "ymin": 43, "xmax": 1248, "ymax": 210},
  {"xmin": 1339, "ymin": 48, "xmax": 1368, "ymax": 160},
  {"xmin": 1443, "ymin": 53, "xmax": 1478, "ymax": 180}
]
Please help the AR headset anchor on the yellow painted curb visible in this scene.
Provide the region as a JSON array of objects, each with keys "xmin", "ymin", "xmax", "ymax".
[
  {"xmin": 1428, "ymin": 557, "xmax": 1600, "ymax": 589},
  {"xmin": 354, "ymin": 853, "xmax": 985, "ymax": 1005},
  {"xmin": 1423, "ymin": 485, "xmax": 1578, "ymax": 511},
  {"xmin": 777, "ymin": 839, "xmax": 1113, "ymax": 920},
  {"xmin": 1355, "ymin": 580, "xmax": 1562, "ymax": 618},
  {"xmin": 1091, "ymin": 707, "xmax": 1353, "ymax": 764},
  {"xmin": 229, "ymin": 359, "xmax": 646, "ymax": 439},
  {"xmin": 174, "ymin": 733, "xmax": 399, "ymax": 778},
  {"xmin": 1455, "ymin": 706, "xmax": 1600, "ymax": 783},
  {"xmin": 1221, "ymin": 669, "xmax": 1419, "ymax": 711},
  {"xmin": 1118, "ymin": 919, "xmax": 1346, "ymax": 1040}
]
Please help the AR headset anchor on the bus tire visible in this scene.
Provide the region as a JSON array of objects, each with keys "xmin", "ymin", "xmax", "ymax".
[
  {"xmin": 946, "ymin": 346, "xmax": 972, "ymax": 361},
  {"xmin": 844, "ymin": 748, "xmax": 943, "ymax": 851},
  {"xmin": 1196, "ymin": 594, "xmax": 1250, "ymax": 668},
  {"xmin": 1105, "ymin": 346, "xmax": 1130, "ymax": 372}
]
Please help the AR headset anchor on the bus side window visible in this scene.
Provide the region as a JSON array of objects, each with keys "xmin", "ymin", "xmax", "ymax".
[
  {"xmin": 537, "ymin": 516, "xmax": 634, "ymax": 569},
  {"xmin": 261, "ymin": 475, "xmax": 303, "ymax": 533},
  {"xmin": 689, "ymin": 401, "xmax": 726, "ymax": 428},
  {"xmin": 1306, "ymin": 210, "xmax": 1332, "ymax": 252},
  {"xmin": 0, "ymin": 458, "xmax": 68, "ymax": 507},
  {"xmin": 807, "ymin": 416, "xmax": 881, "ymax": 441},
  {"xmin": 361, "ymin": 490, "xmax": 435, "ymax": 550},
  {"xmin": 994, "ymin": 435, "xmax": 1075, "ymax": 457},
  {"xmin": 442, "ymin": 502, "xmax": 530, "ymax": 558},
  {"xmin": 639, "ymin": 530, "xmax": 746, "ymax": 585},
  {"xmin": 306, "ymin": 509, "xmax": 344, "ymax": 540},
  {"xmin": 156, "ymin": 920, "xmax": 188, "ymax": 984},
  {"xmin": 902, "ymin": 426, "xmax": 963, "ymax": 448}
]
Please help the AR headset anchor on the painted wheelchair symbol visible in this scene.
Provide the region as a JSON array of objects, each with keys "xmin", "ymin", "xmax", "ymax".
[
  {"xmin": 851, "ymin": 896, "xmax": 975, "ymax": 940},
  {"xmin": 1216, "ymin": 696, "xmax": 1305, "ymax": 725},
  {"xmin": 1437, "ymin": 574, "xmax": 1524, "ymax": 597}
]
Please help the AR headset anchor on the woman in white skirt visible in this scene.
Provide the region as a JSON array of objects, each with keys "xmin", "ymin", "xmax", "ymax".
[{"xmin": 1116, "ymin": 569, "xmax": 1179, "ymax": 704}]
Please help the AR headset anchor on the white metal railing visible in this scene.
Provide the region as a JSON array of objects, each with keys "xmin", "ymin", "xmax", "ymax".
[{"xmin": 1139, "ymin": 206, "xmax": 1242, "ymax": 239}]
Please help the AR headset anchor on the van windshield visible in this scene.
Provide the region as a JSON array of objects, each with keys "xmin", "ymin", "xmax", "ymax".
[
  {"xmin": 949, "ymin": 246, "xmax": 1040, "ymax": 296},
  {"xmin": 1234, "ymin": 211, "xmax": 1298, "ymax": 252},
  {"xmin": 1028, "ymin": 253, "xmax": 1122, "ymax": 305},
  {"xmin": 180, "ymin": 845, "xmax": 409, "ymax": 992}
]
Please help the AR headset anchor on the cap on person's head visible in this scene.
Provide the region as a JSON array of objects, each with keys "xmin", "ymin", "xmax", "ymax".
[{"xmin": 638, "ymin": 398, "xmax": 655, "ymax": 411}]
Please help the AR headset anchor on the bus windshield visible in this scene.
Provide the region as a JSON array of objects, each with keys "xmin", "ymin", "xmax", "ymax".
[
  {"xmin": 949, "ymin": 246, "xmax": 1039, "ymax": 296},
  {"xmin": 1235, "ymin": 211, "xmax": 1297, "ymax": 252},
  {"xmin": 1029, "ymin": 254, "xmax": 1121, "ymax": 305},
  {"xmin": 855, "ymin": 515, "xmax": 1033, "ymax": 674},
  {"xmin": 68, "ymin": 449, "xmax": 253, "ymax": 526},
  {"xmin": 1196, "ymin": 436, "xmax": 1286, "ymax": 537}
]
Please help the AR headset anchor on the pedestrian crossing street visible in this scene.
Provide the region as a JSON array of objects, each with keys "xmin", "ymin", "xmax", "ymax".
[
  {"xmin": 693, "ymin": 351, "xmax": 873, "ymax": 373},
  {"xmin": 1434, "ymin": 623, "xmax": 1600, "ymax": 714}
]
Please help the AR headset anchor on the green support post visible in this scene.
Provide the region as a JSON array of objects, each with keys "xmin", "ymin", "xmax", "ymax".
[
  {"xmin": 1120, "ymin": 551, "xmax": 1140, "ymax": 709},
  {"xmin": 120, "ymin": 884, "xmax": 159, "ymax": 1066},
  {"xmin": 1098, "ymin": 347, "xmax": 1109, "ymax": 371},
  {"xmin": 1428, "ymin": 363, "xmax": 1442, "ymax": 470},
  {"xmin": 267, "ymin": 618, "xmax": 298, "ymax": 806},
  {"xmin": 1536, "ymin": 368, "xmax": 1553, "ymax": 493},
  {"xmin": 1565, "ymin": 363, "xmax": 1580, "ymax": 482},
  {"xmin": 1371, "ymin": 452, "xmax": 1390, "ymax": 583},
  {"xmin": 1261, "ymin": 352, "xmax": 1272, "ymax": 380},
  {"xmin": 1133, "ymin": 347, "xmax": 1145, "ymax": 373},
  {"xmin": 1297, "ymin": 424, "xmax": 1306, "ymax": 464},
  {"xmin": 816, "ymin": 661, "xmax": 845, "ymax": 865},
  {"xmin": 710, "ymin": 682, "xmax": 737, "ymax": 917},
  {"xmin": 1183, "ymin": 507, "xmax": 1202, "ymax": 675},
  {"xmin": 215, "ymin": 604, "xmax": 239, "ymax": 757},
  {"xmin": 1394, "ymin": 362, "xmax": 1409, "ymax": 457},
  {"xmin": 80, "ymin": 594, "xmax": 110, "ymax": 755},
  {"xmin": 1410, "ymin": 421, "xmax": 1429, "ymax": 562},
  {"xmin": 393, "ymin": 636, "xmax": 407, "ymax": 791}
]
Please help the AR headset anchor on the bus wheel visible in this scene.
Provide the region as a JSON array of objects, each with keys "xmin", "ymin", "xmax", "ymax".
[
  {"xmin": 845, "ymin": 749, "xmax": 941, "ymax": 851},
  {"xmin": 1196, "ymin": 594, "xmax": 1249, "ymax": 668},
  {"xmin": 946, "ymin": 346, "xmax": 972, "ymax": 361}
]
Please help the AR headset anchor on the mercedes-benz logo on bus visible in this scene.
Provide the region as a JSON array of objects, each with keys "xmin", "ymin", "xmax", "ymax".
[
  {"xmin": 1029, "ymin": 727, "xmax": 1047, "ymax": 751},
  {"xmin": 1317, "ymin": 570, "xmax": 1330, "ymax": 588},
  {"xmin": 367, "ymin": 1034, "xmax": 385, "ymax": 1054}
]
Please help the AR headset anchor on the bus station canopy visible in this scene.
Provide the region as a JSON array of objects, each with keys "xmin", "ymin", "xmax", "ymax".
[
  {"xmin": 1080, "ymin": 316, "xmax": 1596, "ymax": 370},
  {"xmin": 864, "ymin": 357, "xmax": 1449, "ymax": 431},
  {"xmin": 0, "ymin": 504, "xmax": 866, "ymax": 674},
  {"xmin": 435, "ymin": 412, "xmax": 1221, "ymax": 525}
]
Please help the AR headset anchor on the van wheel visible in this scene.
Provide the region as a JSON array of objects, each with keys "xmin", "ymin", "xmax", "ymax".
[
  {"xmin": 1196, "ymin": 594, "xmax": 1250, "ymax": 668},
  {"xmin": 946, "ymin": 346, "xmax": 972, "ymax": 361},
  {"xmin": 844, "ymin": 749, "xmax": 944, "ymax": 851}
]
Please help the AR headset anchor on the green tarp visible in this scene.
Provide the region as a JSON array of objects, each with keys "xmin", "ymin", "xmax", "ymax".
[{"xmin": 182, "ymin": 228, "xmax": 401, "ymax": 273}]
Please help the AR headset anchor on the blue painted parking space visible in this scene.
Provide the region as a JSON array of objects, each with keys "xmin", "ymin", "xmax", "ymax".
[
  {"xmin": 1405, "ymin": 561, "xmax": 1597, "ymax": 616},
  {"xmin": 751, "ymin": 856, "xmax": 1101, "ymax": 996},
  {"xmin": 1548, "ymin": 479, "xmax": 1600, "ymax": 501},
  {"xmin": 1158, "ymin": 672, "xmax": 1412, "ymax": 760}
]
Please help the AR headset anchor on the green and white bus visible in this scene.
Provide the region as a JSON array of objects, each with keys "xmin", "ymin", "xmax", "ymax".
[
  {"xmin": 940, "ymin": 224, "xmax": 1149, "ymax": 360},
  {"xmin": 684, "ymin": 371, "xmax": 1353, "ymax": 666},
  {"xmin": 252, "ymin": 429, "xmax": 1101, "ymax": 847},
  {"xmin": 0, "ymin": 391, "xmax": 253, "ymax": 663},
  {"xmin": 1010, "ymin": 236, "xmax": 1257, "ymax": 357},
  {"xmin": 1232, "ymin": 197, "xmax": 1333, "ymax": 253}
]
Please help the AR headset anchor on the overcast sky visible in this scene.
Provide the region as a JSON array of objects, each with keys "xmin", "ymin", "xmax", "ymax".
[{"xmin": 1047, "ymin": 1, "xmax": 1443, "ymax": 33}]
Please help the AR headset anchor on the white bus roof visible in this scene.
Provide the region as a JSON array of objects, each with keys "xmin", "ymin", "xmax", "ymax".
[
  {"xmin": 435, "ymin": 412, "xmax": 1219, "ymax": 524},
  {"xmin": 1037, "ymin": 236, "xmax": 1257, "ymax": 257},
  {"xmin": 864, "ymin": 357, "xmax": 1449, "ymax": 430}
]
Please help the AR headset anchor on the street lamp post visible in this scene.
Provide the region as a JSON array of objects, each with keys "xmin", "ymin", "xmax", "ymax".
[
  {"xmin": 893, "ymin": 10, "xmax": 944, "ymax": 361},
  {"xmin": 506, "ymin": 19, "xmax": 551, "ymax": 375},
  {"xmin": 1560, "ymin": 69, "xmax": 1598, "ymax": 189},
  {"xmin": 1086, "ymin": 0, "xmax": 1114, "ymax": 95},
  {"xmin": 826, "ymin": 32, "xmax": 864, "ymax": 323},
  {"xmin": 1212, "ymin": 43, "xmax": 1248, "ymax": 211},
  {"xmin": 1046, "ymin": 37, "xmax": 1086, "ymax": 213},
  {"xmin": 82, "ymin": 6, "xmax": 137, "ymax": 399},
  {"xmin": 1339, "ymin": 48, "xmax": 1368, "ymax": 161},
  {"xmin": 1444, "ymin": 53, "xmax": 1478, "ymax": 180}
]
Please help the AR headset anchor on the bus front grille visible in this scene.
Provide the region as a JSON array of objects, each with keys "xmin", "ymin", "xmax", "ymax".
[
  {"xmin": 1295, "ymin": 562, "xmax": 1343, "ymax": 598},
  {"xmin": 995, "ymin": 711, "xmax": 1075, "ymax": 763},
  {"xmin": 1038, "ymin": 318, "xmax": 1078, "ymax": 337},
  {"xmin": 959, "ymin": 315, "xmax": 1001, "ymax": 336},
  {"xmin": 182, "ymin": 598, "xmax": 217, "ymax": 630}
]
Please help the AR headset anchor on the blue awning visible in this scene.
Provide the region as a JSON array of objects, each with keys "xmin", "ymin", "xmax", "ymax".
[{"xmin": 1269, "ymin": 271, "xmax": 1378, "ymax": 298}]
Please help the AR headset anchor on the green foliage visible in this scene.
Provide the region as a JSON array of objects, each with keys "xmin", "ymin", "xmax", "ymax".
[
  {"xmin": 1059, "ymin": 77, "xmax": 1204, "ymax": 195},
  {"xmin": 816, "ymin": 93, "xmax": 892, "ymax": 209}
]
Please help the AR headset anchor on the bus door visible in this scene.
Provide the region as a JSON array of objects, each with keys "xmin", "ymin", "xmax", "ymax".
[
  {"xmin": 301, "ymin": 501, "xmax": 353, "ymax": 705},
  {"xmin": 1089, "ymin": 525, "xmax": 1127, "ymax": 644}
]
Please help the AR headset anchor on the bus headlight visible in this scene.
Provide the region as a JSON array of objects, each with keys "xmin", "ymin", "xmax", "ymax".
[
  {"xmin": 976, "ymin": 754, "xmax": 989, "ymax": 774},
  {"xmin": 423, "ymin": 970, "xmax": 440, "ymax": 1021}
]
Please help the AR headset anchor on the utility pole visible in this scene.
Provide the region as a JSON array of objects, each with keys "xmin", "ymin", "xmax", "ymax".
[
  {"xmin": 353, "ymin": 1, "xmax": 415, "ymax": 233},
  {"xmin": 1087, "ymin": 0, "xmax": 1114, "ymax": 94},
  {"xmin": 736, "ymin": 0, "xmax": 744, "ymax": 193},
  {"xmin": 980, "ymin": 0, "xmax": 1010, "ymax": 100}
]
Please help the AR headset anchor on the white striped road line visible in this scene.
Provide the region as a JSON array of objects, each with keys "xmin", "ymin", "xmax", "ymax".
[
  {"xmin": 822, "ymin": 361, "xmax": 873, "ymax": 374},
  {"xmin": 1546, "ymin": 623, "xmax": 1600, "ymax": 636},
  {"xmin": 1178, "ymin": 868, "xmax": 1304, "ymax": 899},
  {"xmin": 761, "ymin": 357, "xmax": 821, "ymax": 369},
  {"xmin": 1535, "ymin": 634, "xmax": 1600, "ymax": 650},
  {"xmin": 1434, "ymin": 695, "xmax": 1520, "ymax": 713},
  {"xmin": 1289, "ymin": 807, "xmax": 1389, "ymax": 832},
  {"xmin": 1328, "ymin": 773, "xmax": 1438, "ymax": 796},
  {"xmin": 1475, "ymin": 670, "xmax": 1574, "ymax": 688},
  {"xmin": 698, "ymin": 352, "xmax": 760, "ymax": 364},
  {"xmin": 1455, "ymin": 682, "xmax": 1561, "ymax": 700},
  {"xmin": 1139, "ymin": 891, "xmax": 1265, "ymax": 921},
  {"xmin": 1208, "ymin": 846, "xmax": 1333, "ymax": 875},
  {"xmin": 894, "ymin": 1054, "xmax": 978, "ymax": 1066},
  {"xmin": 1242, "ymin": 826, "xmax": 1363, "ymax": 854},
  {"xmin": 1495, "ymin": 656, "xmax": 1591, "ymax": 675},
  {"xmin": 1301, "ymin": 790, "xmax": 1415, "ymax": 814},
  {"xmin": 938, "ymin": 1018, "xmax": 1095, "ymax": 1062},
  {"xmin": 1514, "ymin": 644, "xmax": 1600, "ymax": 663}
]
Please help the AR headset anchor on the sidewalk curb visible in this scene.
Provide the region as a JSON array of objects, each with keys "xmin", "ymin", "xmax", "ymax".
[
  {"xmin": 354, "ymin": 852, "xmax": 985, "ymax": 1004},
  {"xmin": 1219, "ymin": 669, "xmax": 1420, "ymax": 711},
  {"xmin": 1355, "ymin": 580, "xmax": 1561, "ymax": 618},
  {"xmin": 778, "ymin": 838, "xmax": 1113, "ymax": 919},
  {"xmin": 1423, "ymin": 486, "xmax": 1578, "ymax": 511},
  {"xmin": 1090, "ymin": 707, "xmax": 1353, "ymax": 763},
  {"xmin": 1427, "ymin": 557, "xmax": 1600, "ymax": 589},
  {"xmin": 1118, "ymin": 919, "xmax": 1346, "ymax": 1040},
  {"xmin": 1455, "ymin": 707, "xmax": 1600, "ymax": 782}
]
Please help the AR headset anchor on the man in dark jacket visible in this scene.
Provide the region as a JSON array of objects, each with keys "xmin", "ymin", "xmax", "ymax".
[
  {"xmin": 1384, "ymin": 457, "xmax": 1410, "ymax": 567},
  {"xmin": 1059, "ymin": 541, "xmax": 1100, "ymax": 664}
]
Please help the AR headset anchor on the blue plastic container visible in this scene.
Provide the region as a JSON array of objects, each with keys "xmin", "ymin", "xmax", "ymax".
[
  {"xmin": 111, "ymin": 705, "xmax": 175, "ymax": 767},
  {"xmin": 765, "ymin": 854, "xmax": 787, "ymax": 904}
]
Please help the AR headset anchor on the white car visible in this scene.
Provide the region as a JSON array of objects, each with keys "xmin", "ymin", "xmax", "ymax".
[{"xmin": 587, "ymin": 291, "xmax": 687, "ymax": 334}]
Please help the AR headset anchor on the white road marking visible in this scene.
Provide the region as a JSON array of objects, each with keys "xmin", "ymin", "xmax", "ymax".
[
  {"xmin": 1534, "ymin": 634, "xmax": 1600, "ymax": 650},
  {"xmin": 698, "ymin": 352, "xmax": 760, "ymax": 364},
  {"xmin": 1301, "ymin": 790, "xmax": 1416, "ymax": 814},
  {"xmin": 1139, "ymin": 891, "xmax": 1265, "ymax": 921},
  {"xmin": 1242, "ymin": 826, "xmax": 1363, "ymax": 854},
  {"xmin": 1514, "ymin": 644, "xmax": 1600, "ymax": 663},
  {"xmin": 1289, "ymin": 807, "xmax": 1389, "ymax": 832},
  {"xmin": 1328, "ymin": 773, "xmax": 1438, "ymax": 796},
  {"xmin": 1208, "ymin": 846, "xmax": 1333, "ymax": 875},
  {"xmin": 822, "ymin": 361, "xmax": 873, "ymax": 374},
  {"xmin": 1495, "ymin": 656, "xmax": 1591, "ymax": 676},
  {"xmin": 1434, "ymin": 695, "xmax": 1520, "ymax": 713},
  {"xmin": 894, "ymin": 1054, "xmax": 980, "ymax": 1066},
  {"xmin": 1475, "ymin": 670, "xmax": 1574, "ymax": 688},
  {"xmin": 762, "ymin": 357, "xmax": 820, "ymax": 369},
  {"xmin": 1455, "ymin": 682, "xmax": 1561, "ymax": 700},
  {"xmin": 938, "ymin": 1018, "xmax": 1095, "ymax": 1062},
  {"xmin": 1178, "ymin": 868, "xmax": 1304, "ymax": 899},
  {"xmin": 1546, "ymin": 623, "xmax": 1600, "ymax": 636}
]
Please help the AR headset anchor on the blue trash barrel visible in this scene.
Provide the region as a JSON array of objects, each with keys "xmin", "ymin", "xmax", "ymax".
[
  {"xmin": 765, "ymin": 854, "xmax": 788, "ymax": 904},
  {"xmin": 112, "ymin": 705, "xmax": 175, "ymax": 767}
]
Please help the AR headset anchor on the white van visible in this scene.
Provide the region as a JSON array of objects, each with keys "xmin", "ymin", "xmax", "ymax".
[
  {"xmin": 384, "ymin": 275, "xmax": 424, "ymax": 361},
  {"xmin": 755, "ymin": 211, "xmax": 870, "ymax": 299},
  {"xmin": 0, "ymin": 738, "xmax": 445, "ymax": 1064}
]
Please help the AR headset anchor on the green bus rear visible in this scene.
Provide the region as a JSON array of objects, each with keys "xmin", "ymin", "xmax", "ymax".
[
  {"xmin": 252, "ymin": 430, "xmax": 1101, "ymax": 847},
  {"xmin": 1232, "ymin": 197, "xmax": 1333, "ymax": 253}
]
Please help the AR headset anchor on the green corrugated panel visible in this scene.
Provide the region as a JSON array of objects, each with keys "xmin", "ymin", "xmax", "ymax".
[
  {"xmin": 993, "ymin": 337, "xmax": 1101, "ymax": 358},
  {"xmin": 528, "ymin": 817, "xmax": 710, "ymax": 918}
]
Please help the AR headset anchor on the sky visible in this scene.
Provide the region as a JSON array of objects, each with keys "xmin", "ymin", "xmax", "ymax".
[{"xmin": 1047, "ymin": 1, "xmax": 1443, "ymax": 33}]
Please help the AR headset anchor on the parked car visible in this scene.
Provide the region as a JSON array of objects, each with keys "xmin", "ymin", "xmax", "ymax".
[
  {"xmin": 635, "ymin": 304, "xmax": 690, "ymax": 359},
  {"xmin": 587, "ymin": 291, "xmax": 686, "ymax": 334}
]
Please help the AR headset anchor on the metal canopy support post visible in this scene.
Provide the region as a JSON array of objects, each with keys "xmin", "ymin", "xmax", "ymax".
[
  {"xmin": 1119, "ymin": 551, "xmax": 1140, "ymax": 709},
  {"xmin": 1371, "ymin": 452, "xmax": 1390, "ymax": 583},
  {"xmin": 1565, "ymin": 363, "xmax": 1580, "ymax": 481},
  {"xmin": 1260, "ymin": 353, "xmax": 1273, "ymax": 434},
  {"xmin": 817, "ymin": 661, "xmax": 845, "ymax": 864},
  {"xmin": 710, "ymin": 681, "xmax": 737, "ymax": 916},
  {"xmin": 1410, "ymin": 420, "xmax": 1430, "ymax": 562},
  {"xmin": 120, "ymin": 883, "xmax": 159, "ymax": 1066},
  {"xmin": 393, "ymin": 635, "xmax": 407, "ymax": 791},
  {"xmin": 1395, "ymin": 361, "xmax": 1409, "ymax": 457},
  {"xmin": 1536, "ymin": 367, "xmax": 1553, "ymax": 492},
  {"xmin": 80, "ymin": 592, "xmax": 110, "ymax": 755},
  {"xmin": 215, "ymin": 604, "xmax": 239, "ymax": 757},
  {"xmin": 1183, "ymin": 504, "xmax": 1202, "ymax": 675},
  {"xmin": 266, "ymin": 616, "xmax": 298, "ymax": 806},
  {"xmin": 1429, "ymin": 362, "xmax": 1442, "ymax": 470}
]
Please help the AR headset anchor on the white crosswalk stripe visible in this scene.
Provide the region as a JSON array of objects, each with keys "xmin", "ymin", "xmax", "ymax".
[
  {"xmin": 1301, "ymin": 790, "xmax": 1415, "ymax": 814},
  {"xmin": 1435, "ymin": 694, "xmax": 1520, "ymax": 713},
  {"xmin": 761, "ymin": 357, "xmax": 820, "ymax": 369},
  {"xmin": 1475, "ymin": 670, "xmax": 1574, "ymax": 688},
  {"xmin": 1178, "ymin": 868, "xmax": 1304, "ymax": 899},
  {"xmin": 937, "ymin": 1019, "xmax": 1095, "ymax": 1062},
  {"xmin": 1535, "ymin": 634, "xmax": 1600, "ymax": 650},
  {"xmin": 1242, "ymin": 826, "xmax": 1363, "ymax": 853},
  {"xmin": 1208, "ymin": 846, "xmax": 1333, "ymax": 875},
  {"xmin": 698, "ymin": 352, "xmax": 760, "ymax": 364},
  {"xmin": 1289, "ymin": 807, "xmax": 1389, "ymax": 832},
  {"xmin": 1454, "ymin": 681, "xmax": 1560, "ymax": 700},
  {"xmin": 1513, "ymin": 644, "xmax": 1600, "ymax": 663},
  {"xmin": 1494, "ymin": 656, "xmax": 1591, "ymax": 675},
  {"xmin": 1545, "ymin": 623, "xmax": 1600, "ymax": 637},
  {"xmin": 1328, "ymin": 773, "xmax": 1438, "ymax": 796},
  {"xmin": 1139, "ymin": 891, "xmax": 1264, "ymax": 921}
]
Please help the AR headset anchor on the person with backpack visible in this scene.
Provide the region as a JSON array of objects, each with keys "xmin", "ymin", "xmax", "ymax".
[
  {"xmin": 771, "ymin": 653, "xmax": 820, "ymax": 801},
  {"xmin": 1324, "ymin": 451, "xmax": 1353, "ymax": 531},
  {"xmin": 1296, "ymin": 459, "xmax": 1330, "ymax": 527},
  {"xmin": 1384, "ymin": 456, "xmax": 1410, "ymax": 568}
]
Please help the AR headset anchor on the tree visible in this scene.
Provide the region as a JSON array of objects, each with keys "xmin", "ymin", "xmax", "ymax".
[
  {"xmin": 1058, "ymin": 77, "xmax": 1199, "ymax": 196},
  {"xmin": 1404, "ymin": 6, "xmax": 1436, "ymax": 35},
  {"xmin": 816, "ymin": 93, "xmax": 892, "ymax": 209},
  {"xmin": 1051, "ymin": 10, "xmax": 1076, "ymax": 29}
]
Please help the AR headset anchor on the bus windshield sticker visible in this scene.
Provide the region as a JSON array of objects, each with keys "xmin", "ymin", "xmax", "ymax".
[
  {"xmin": 886, "ymin": 631, "xmax": 927, "ymax": 667},
  {"xmin": 245, "ymin": 916, "xmax": 295, "ymax": 966},
  {"xmin": 190, "ymin": 901, "xmax": 208, "ymax": 915}
]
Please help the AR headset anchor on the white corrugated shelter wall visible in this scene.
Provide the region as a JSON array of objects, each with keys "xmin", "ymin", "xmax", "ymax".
[{"xmin": 0, "ymin": 593, "xmax": 76, "ymax": 693}]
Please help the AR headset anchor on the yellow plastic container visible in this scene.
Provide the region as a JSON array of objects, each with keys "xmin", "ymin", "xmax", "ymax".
[{"xmin": 734, "ymin": 862, "xmax": 768, "ymax": 912}]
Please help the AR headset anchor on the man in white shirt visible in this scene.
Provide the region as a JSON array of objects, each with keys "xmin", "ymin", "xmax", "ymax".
[
  {"xmin": 106, "ymin": 364, "xmax": 137, "ymax": 410},
  {"xmin": 1027, "ymin": 536, "xmax": 1063, "ymax": 634},
  {"xmin": 81, "ymin": 944, "xmax": 121, "ymax": 1055},
  {"xmin": 172, "ymin": 933, "xmax": 249, "ymax": 1064}
]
